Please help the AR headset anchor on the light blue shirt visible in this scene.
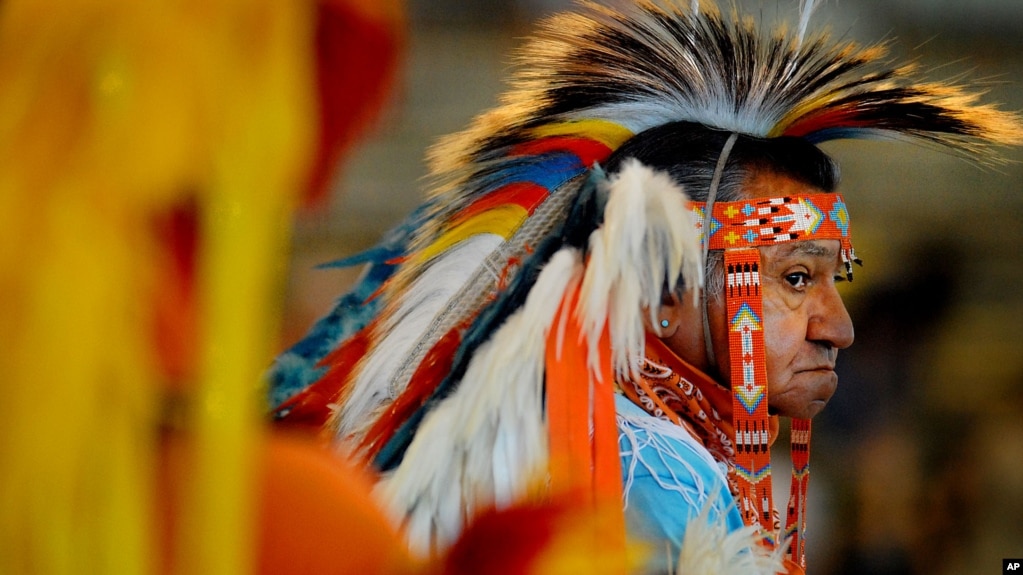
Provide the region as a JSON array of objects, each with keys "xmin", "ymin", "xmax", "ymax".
[{"xmin": 616, "ymin": 394, "xmax": 744, "ymax": 568}]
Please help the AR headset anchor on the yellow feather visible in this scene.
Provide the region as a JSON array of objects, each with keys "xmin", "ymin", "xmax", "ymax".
[
  {"xmin": 416, "ymin": 204, "xmax": 529, "ymax": 263},
  {"xmin": 530, "ymin": 119, "xmax": 635, "ymax": 150}
]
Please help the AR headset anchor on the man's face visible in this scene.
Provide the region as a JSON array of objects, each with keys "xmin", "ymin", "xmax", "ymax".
[
  {"xmin": 720, "ymin": 169, "xmax": 855, "ymax": 419},
  {"xmin": 668, "ymin": 168, "xmax": 855, "ymax": 420},
  {"xmin": 755, "ymin": 238, "xmax": 854, "ymax": 419},
  {"xmin": 704, "ymin": 238, "xmax": 853, "ymax": 420}
]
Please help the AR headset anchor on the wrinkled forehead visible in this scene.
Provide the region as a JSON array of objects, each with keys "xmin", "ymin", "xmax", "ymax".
[
  {"xmin": 771, "ymin": 239, "xmax": 842, "ymax": 259},
  {"xmin": 757, "ymin": 239, "xmax": 849, "ymax": 276}
]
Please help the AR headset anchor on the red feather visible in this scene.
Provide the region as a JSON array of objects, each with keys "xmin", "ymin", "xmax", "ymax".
[
  {"xmin": 304, "ymin": 0, "xmax": 405, "ymax": 206},
  {"xmin": 357, "ymin": 323, "xmax": 464, "ymax": 459},
  {"xmin": 272, "ymin": 321, "xmax": 375, "ymax": 430},
  {"xmin": 450, "ymin": 182, "xmax": 550, "ymax": 227},
  {"xmin": 152, "ymin": 199, "xmax": 199, "ymax": 388},
  {"xmin": 510, "ymin": 136, "xmax": 612, "ymax": 167},
  {"xmin": 441, "ymin": 499, "xmax": 632, "ymax": 575},
  {"xmin": 441, "ymin": 503, "xmax": 565, "ymax": 575}
]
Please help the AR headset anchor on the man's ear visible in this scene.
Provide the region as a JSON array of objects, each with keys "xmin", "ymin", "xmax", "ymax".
[{"xmin": 650, "ymin": 290, "xmax": 685, "ymax": 339}]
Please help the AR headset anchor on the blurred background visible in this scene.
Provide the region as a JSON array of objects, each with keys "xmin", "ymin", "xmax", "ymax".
[{"xmin": 281, "ymin": 1, "xmax": 1023, "ymax": 573}]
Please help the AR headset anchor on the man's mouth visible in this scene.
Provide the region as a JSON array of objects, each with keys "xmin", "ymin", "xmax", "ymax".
[{"xmin": 796, "ymin": 364, "xmax": 835, "ymax": 374}]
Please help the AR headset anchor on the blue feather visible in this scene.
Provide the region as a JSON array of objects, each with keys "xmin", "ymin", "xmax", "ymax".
[
  {"xmin": 470, "ymin": 152, "xmax": 586, "ymax": 196},
  {"xmin": 265, "ymin": 205, "xmax": 431, "ymax": 410}
]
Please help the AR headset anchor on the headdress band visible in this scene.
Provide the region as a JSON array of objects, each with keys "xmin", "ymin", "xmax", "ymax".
[{"xmin": 700, "ymin": 132, "xmax": 738, "ymax": 370}]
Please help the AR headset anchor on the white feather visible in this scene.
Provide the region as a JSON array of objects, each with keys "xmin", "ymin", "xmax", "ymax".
[
  {"xmin": 336, "ymin": 234, "xmax": 504, "ymax": 440},
  {"xmin": 336, "ymin": 179, "xmax": 580, "ymax": 445},
  {"xmin": 796, "ymin": 0, "xmax": 820, "ymax": 50},
  {"xmin": 376, "ymin": 248, "xmax": 584, "ymax": 555},
  {"xmin": 578, "ymin": 160, "xmax": 703, "ymax": 382},
  {"xmin": 675, "ymin": 495, "xmax": 787, "ymax": 575}
]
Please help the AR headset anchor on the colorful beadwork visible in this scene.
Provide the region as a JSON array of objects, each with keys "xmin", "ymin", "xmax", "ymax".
[
  {"xmin": 690, "ymin": 192, "xmax": 856, "ymax": 565},
  {"xmin": 694, "ymin": 193, "xmax": 858, "ymax": 279},
  {"xmin": 724, "ymin": 248, "xmax": 776, "ymax": 536},
  {"xmin": 786, "ymin": 418, "xmax": 812, "ymax": 569}
]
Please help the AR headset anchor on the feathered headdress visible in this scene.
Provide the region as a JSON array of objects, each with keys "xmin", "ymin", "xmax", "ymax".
[{"xmin": 269, "ymin": 0, "xmax": 1022, "ymax": 564}]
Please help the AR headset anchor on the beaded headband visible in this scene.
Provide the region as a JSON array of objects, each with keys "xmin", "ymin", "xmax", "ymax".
[{"xmin": 696, "ymin": 193, "xmax": 857, "ymax": 276}]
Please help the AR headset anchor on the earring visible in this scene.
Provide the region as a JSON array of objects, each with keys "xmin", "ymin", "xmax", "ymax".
[{"xmin": 657, "ymin": 316, "xmax": 678, "ymax": 338}]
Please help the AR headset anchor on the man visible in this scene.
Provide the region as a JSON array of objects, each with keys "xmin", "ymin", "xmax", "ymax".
[
  {"xmin": 270, "ymin": 1, "xmax": 1021, "ymax": 572},
  {"xmin": 599, "ymin": 124, "xmax": 856, "ymax": 569}
]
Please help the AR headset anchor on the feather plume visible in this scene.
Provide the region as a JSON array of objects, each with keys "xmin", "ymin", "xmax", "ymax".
[
  {"xmin": 331, "ymin": 173, "xmax": 584, "ymax": 445},
  {"xmin": 355, "ymin": 323, "xmax": 464, "ymax": 459},
  {"xmin": 335, "ymin": 234, "xmax": 504, "ymax": 439},
  {"xmin": 425, "ymin": 0, "xmax": 1020, "ymax": 187},
  {"xmin": 369, "ymin": 168, "xmax": 610, "ymax": 471},
  {"xmin": 376, "ymin": 248, "xmax": 583, "ymax": 555},
  {"xmin": 313, "ymin": 0, "xmax": 1023, "ymax": 437},
  {"xmin": 674, "ymin": 494, "xmax": 787, "ymax": 575},
  {"xmin": 266, "ymin": 204, "xmax": 426, "ymax": 412},
  {"xmin": 578, "ymin": 159, "xmax": 702, "ymax": 382},
  {"xmin": 795, "ymin": 0, "xmax": 820, "ymax": 50},
  {"xmin": 324, "ymin": 0, "xmax": 1023, "ymax": 437}
]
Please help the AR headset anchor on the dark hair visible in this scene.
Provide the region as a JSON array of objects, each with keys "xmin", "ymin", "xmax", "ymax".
[
  {"xmin": 603, "ymin": 121, "xmax": 840, "ymax": 204},
  {"xmin": 602, "ymin": 121, "xmax": 840, "ymax": 295}
]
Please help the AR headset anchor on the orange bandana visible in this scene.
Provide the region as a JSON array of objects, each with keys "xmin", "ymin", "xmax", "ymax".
[{"xmin": 619, "ymin": 334, "xmax": 792, "ymax": 542}]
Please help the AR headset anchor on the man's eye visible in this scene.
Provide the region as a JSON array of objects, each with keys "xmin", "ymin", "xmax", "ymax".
[{"xmin": 785, "ymin": 272, "xmax": 809, "ymax": 289}]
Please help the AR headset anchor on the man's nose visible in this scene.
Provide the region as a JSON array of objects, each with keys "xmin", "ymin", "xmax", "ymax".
[{"xmin": 808, "ymin": 282, "xmax": 854, "ymax": 350}]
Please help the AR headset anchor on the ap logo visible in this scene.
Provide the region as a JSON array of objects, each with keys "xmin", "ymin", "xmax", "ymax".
[{"xmin": 1006, "ymin": 559, "xmax": 1023, "ymax": 573}]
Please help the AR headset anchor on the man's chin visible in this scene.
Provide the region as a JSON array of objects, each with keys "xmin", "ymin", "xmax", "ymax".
[
  {"xmin": 800, "ymin": 399, "xmax": 829, "ymax": 419},
  {"xmin": 769, "ymin": 398, "xmax": 829, "ymax": 420}
]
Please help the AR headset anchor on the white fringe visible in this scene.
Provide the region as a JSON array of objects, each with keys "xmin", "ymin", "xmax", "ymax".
[
  {"xmin": 618, "ymin": 406, "xmax": 725, "ymax": 515},
  {"xmin": 335, "ymin": 234, "xmax": 504, "ymax": 440},
  {"xmin": 578, "ymin": 159, "xmax": 703, "ymax": 383},
  {"xmin": 618, "ymin": 405, "xmax": 785, "ymax": 575},
  {"xmin": 376, "ymin": 248, "xmax": 584, "ymax": 555}
]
